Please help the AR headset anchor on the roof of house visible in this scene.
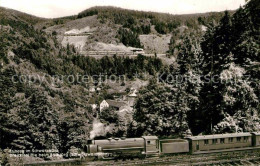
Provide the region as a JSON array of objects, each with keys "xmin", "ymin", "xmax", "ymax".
[
  {"xmin": 128, "ymin": 89, "xmax": 138, "ymax": 97},
  {"xmin": 128, "ymin": 93, "xmax": 137, "ymax": 97},
  {"xmin": 186, "ymin": 133, "xmax": 251, "ymax": 141},
  {"xmin": 119, "ymin": 106, "xmax": 133, "ymax": 113},
  {"xmin": 106, "ymin": 100, "xmax": 128, "ymax": 108}
]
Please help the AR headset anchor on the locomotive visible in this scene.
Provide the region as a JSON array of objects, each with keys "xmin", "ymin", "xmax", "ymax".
[{"xmin": 85, "ymin": 132, "xmax": 260, "ymax": 159}]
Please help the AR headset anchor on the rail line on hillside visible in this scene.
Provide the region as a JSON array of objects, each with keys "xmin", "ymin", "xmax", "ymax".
[{"xmin": 79, "ymin": 51, "xmax": 167, "ymax": 59}]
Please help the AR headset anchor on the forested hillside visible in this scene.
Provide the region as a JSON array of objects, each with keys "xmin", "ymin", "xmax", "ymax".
[
  {"xmin": 78, "ymin": 6, "xmax": 225, "ymax": 33},
  {"xmin": 41, "ymin": 6, "xmax": 227, "ymax": 54},
  {"xmin": 0, "ymin": 0, "xmax": 259, "ymax": 156},
  {"xmin": 77, "ymin": 6, "xmax": 226, "ymax": 49},
  {"xmin": 131, "ymin": 0, "xmax": 259, "ymax": 136},
  {"xmin": 0, "ymin": 8, "xmax": 165, "ymax": 153}
]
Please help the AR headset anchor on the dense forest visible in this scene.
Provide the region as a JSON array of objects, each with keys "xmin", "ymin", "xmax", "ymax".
[
  {"xmin": 78, "ymin": 6, "xmax": 226, "ymax": 48},
  {"xmin": 0, "ymin": 10, "xmax": 165, "ymax": 153},
  {"xmin": 78, "ymin": 6, "xmax": 225, "ymax": 33},
  {"xmin": 0, "ymin": 6, "xmax": 168, "ymax": 153},
  {"xmin": 130, "ymin": 0, "xmax": 259, "ymax": 136},
  {"xmin": 0, "ymin": 0, "xmax": 259, "ymax": 156}
]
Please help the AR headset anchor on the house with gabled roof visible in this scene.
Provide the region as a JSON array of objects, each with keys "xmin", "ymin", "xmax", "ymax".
[
  {"xmin": 106, "ymin": 100, "xmax": 128, "ymax": 111},
  {"xmin": 127, "ymin": 88, "xmax": 138, "ymax": 107},
  {"xmin": 99, "ymin": 100, "xmax": 109, "ymax": 112},
  {"xmin": 99, "ymin": 99, "xmax": 128, "ymax": 112}
]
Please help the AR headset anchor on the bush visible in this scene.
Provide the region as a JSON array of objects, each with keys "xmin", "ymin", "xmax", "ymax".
[
  {"xmin": 1, "ymin": 151, "xmax": 9, "ymax": 166},
  {"xmin": 100, "ymin": 108, "xmax": 119, "ymax": 124}
]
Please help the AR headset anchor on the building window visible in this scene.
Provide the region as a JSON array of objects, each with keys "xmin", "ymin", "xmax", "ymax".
[
  {"xmin": 147, "ymin": 141, "xmax": 151, "ymax": 144},
  {"xmin": 196, "ymin": 141, "xmax": 199, "ymax": 150},
  {"xmin": 237, "ymin": 137, "xmax": 241, "ymax": 142},
  {"xmin": 212, "ymin": 139, "xmax": 218, "ymax": 144},
  {"xmin": 244, "ymin": 136, "xmax": 248, "ymax": 142},
  {"xmin": 87, "ymin": 140, "xmax": 92, "ymax": 144},
  {"xmin": 220, "ymin": 138, "xmax": 225, "ymax": 144},
  {"xmin": 204, "ymin": 140, "xmax": 209, "ymax": 145},
  {"xmin": 196, "ymin": 144, "xmax": 199, "ymax": 150},
  {"xmin": 228, "ymin": 137, "xmax": 233, "ymax": 143}
]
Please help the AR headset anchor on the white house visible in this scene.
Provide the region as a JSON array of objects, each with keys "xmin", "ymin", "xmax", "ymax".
[
  {"xmin": 99, "ymin": 99, "xmax": 129, "ymax": 112},
  {"xmin": 99, "ymin": 100, "xmax": 109, "ymax": 112},
  {"xmin": 127, "ymin": 88, "xmax": 138, "ymax": 107},
  {"xmin": 128, "ymin": 88, "xmax": 138, "ymax": 97},
  {"xmin": 89, "ymin": 86, "xmax": 96, "ymax": 93},
  {"xmin": 106, "ymin": 100, "xmax": 128, "ymax": 111},
  {"xmin": 91, "ymin": 104, "xmax": 98, "ymax": 110}
]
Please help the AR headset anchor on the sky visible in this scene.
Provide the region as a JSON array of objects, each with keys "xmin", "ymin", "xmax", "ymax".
[{"xmin": 0, "ymin": 0, "xmax": 246, "ymax": 18}]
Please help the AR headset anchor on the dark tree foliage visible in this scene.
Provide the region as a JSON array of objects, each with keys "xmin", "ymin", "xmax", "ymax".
[
  {"xmin": 0, "ymin": 10, "xmax": 166, "ymax": 153},
  {"xmin": 198, "ymin": 0, "xmax": 260, "ymax": 134},
  {"xmin": 0, "ymin": 69, "xmax": 58, "ymax": 150},
  {"xmin": 0, "ymin": 15, "xmax": 92, "ymax": 152},
  {"xmin": 154, "ymin": 21, "xmax": 168, "ymax": 34},
  {"xmin": 0, "ymin": 68, "xmax": 18, "ymax": 149},
  {"xmin": 100, "ymin": 108, "xmax": 119, "ymax": 124},
  {"xmin": 0, "ymin": 0, "xmax": 259, "ymax": 151},
  {"xmin": 78, "ymin": 6, "xmax": 224, "ymax": 34},
  {"xmin": 117, "ymin": 27, "xmax": 143, "ymax": 48},
  {"xmin": 72, "ymin": 54, "xmax": 163, "ymax": 77},
  {"xmin": 57, "ymin": 111, "xmax": 91, "ymax": 153},
  {"xmin": 131, "ymin": 79, "xmax": 190, "ymax": 137},
  {"xmin": 133, "ymin": 0, "xmax": 259, "ymax": 136}
]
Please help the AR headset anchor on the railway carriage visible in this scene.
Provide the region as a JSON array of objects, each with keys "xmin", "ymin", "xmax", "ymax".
[
  {"xmin": 159, "ymin": 139, "xmax": 189, "ymax": 154},
  {"xmin": 252, "ymin": 132, "xmax": 260, "ymax": 147},
  {"xmin": 186, "ymin": 133, "xmax": 252, "ymax": 153}
]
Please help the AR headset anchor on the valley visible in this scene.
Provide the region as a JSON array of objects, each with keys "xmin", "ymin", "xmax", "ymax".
[{"xmin": 0, "ymin": 0, "xmax": 259, "ymax": 164}]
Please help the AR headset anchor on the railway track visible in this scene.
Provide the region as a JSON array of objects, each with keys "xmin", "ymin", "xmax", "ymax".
[{"xmin": 84, "ymin": 149, "xmax": 260, "ymax": 166}]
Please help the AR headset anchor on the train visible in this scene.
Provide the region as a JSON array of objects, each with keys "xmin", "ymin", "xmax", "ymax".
[{"xmin": 84, "ymin": 132, "xmax": 260, "ymax": 159}]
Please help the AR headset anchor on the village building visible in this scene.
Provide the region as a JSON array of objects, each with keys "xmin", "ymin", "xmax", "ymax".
[
  {"xmin": 119, "ymin": 106, "xmax": 133, "ymax": 113},
  {"xmin": 99, "ymin": 99, "xmax": 129, "ymax": 112},
  {"xmin": 99, "ymin": 100, "xmax": 110, "ymax": 112},
  {"xmin": 89, "ymin": 86, "xmax": 96, "ymax": 93},
  {"xmin": 127, "ymin": 88, "xmax": 138, "ymax": 107},
  {"xmin": 91, "ymin": 104, "xmax": 98, "ymax": 110},
  {"xmin": 107, "ymin": 100, "xmax": 128, "ymax": 111},
  {"xmin": 128, "ymin": 88, "xmax": 138, "ymax": 97},
  {"xmin": 98, "ymin": 87, "xmax": 138, "ymax": 112}
]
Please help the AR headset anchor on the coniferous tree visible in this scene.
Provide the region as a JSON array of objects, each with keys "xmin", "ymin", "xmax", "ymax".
[{"xmin": 132, "ymin": 79, "xmax": 190, "ymax": 137}]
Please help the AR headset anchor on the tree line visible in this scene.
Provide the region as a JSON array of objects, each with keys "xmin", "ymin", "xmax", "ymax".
[{"xmin": 130, "ymin": 0, "xmax": 260, "ymax": 137}]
